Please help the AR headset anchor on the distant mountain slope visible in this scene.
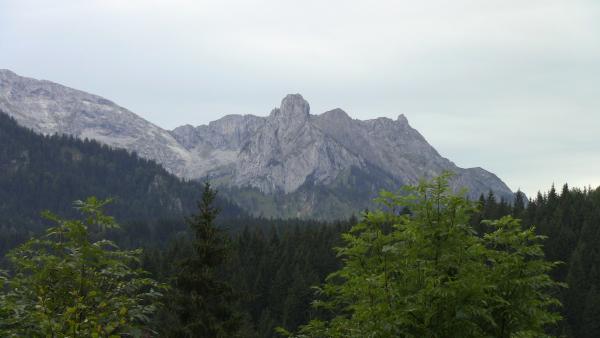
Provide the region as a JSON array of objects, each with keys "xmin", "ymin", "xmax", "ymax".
[
  {"xmin": 0, "ymin": 69, "xmax": 517, "ymax": 219},
  {"xmin": 0, "ymin": 111, "xmax": 244, "ymax": 253},
  {"xmin": 0, "ymin": 69, "xmax": 193, "ymax": 177}
]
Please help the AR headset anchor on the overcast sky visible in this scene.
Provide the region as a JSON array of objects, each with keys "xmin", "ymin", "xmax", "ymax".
[{"xmin": 1, "ymin": 0, "xmax": 599, "ymax": 196}]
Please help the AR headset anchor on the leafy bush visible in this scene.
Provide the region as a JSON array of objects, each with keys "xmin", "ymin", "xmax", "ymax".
[
  {"xmin": 0, "ymin": 198, "xmax": 167, "ymax": 337},
  {"xmin": 288, "ymin": 174, "xmax": 563, "ymax": 338}
]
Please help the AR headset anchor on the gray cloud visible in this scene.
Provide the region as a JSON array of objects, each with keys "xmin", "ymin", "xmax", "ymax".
[{"xmin": 1, "ymin": 0, "xmax": 599, "ymax": 196}]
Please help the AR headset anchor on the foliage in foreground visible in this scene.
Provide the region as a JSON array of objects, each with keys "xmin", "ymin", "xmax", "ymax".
[
  {"xmin": 288, "ymin": 174, "xmax": 564, "ymax": 338},
  {"xmin": 0, "ymin": 197, "xmax": 167, "ymax": 337}
]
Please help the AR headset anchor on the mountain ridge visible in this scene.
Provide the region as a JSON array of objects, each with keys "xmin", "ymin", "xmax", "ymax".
[{"xmin": 0, "ymin": 69, "xmax": 517, "ymax": 218}]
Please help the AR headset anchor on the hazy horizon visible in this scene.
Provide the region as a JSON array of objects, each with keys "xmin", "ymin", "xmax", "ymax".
[{"xmin": 1, "ymin": 0, "xmax": 599, "ymax": 196}]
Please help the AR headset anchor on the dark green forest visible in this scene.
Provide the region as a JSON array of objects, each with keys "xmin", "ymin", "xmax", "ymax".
[
  {"xmin": 1, "ymin": 111, "xmax": 600, "ymax": 337},
  {"xmin": 476, "ymin": 185, "xmax": 600, "ymax": 337},
  {"xmin": 0, "ymin": 111, "xmax": 245, "ymax": 254}
]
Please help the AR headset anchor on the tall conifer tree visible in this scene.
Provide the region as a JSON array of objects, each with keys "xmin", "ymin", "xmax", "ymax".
[{"xmin": 167, "ymin": 182, "xmax": 242, "ymax": 337}]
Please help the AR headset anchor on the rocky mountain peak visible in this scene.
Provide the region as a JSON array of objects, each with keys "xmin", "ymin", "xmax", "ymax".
[
  {"xmin": 275, "ymin": 93, "xmax": 310, "ymax": 119},
  {"xmin": 397, "ymin": 114, "xmax": 408, "ymax": 124}
]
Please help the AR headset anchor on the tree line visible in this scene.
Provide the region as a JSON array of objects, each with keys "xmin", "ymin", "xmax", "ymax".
[{"xmin": 3, "ymin": 175, "xmax": 587, "ymax": 337}]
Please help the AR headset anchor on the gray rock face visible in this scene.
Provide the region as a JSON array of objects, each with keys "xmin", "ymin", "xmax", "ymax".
[
  {"xmin": 234, "ymin": 95, "xmax": 365, "ymax": 193},
  {"xmin": 0, "ymin": 69, "xmax": 192, "ymax": 177},
  {"xmin": 0, "ymin": 70, "xmax": 517, "ymax": 216}
]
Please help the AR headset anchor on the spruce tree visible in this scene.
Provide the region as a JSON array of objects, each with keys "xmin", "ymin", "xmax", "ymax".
[
  {"xmin": 167, "ymin": 182, "xmax": 242, "ymax": 337},
  {"xmin": 513, "ymin": 189, "xmax": 526, "ymax": 217}
]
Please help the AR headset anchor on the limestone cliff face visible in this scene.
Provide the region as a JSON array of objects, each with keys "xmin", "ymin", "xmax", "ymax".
[
  {"xmin": 0, "ymin": 69, "xmax": 517, "ymax": 217},
  {"xmin": 232, "ymin": 95, "xmax": 365, "ymax": 193}
]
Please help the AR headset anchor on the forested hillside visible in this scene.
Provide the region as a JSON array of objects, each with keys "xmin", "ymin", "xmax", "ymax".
[{"xmin": 0, "ymin": 111, "xmax": 244, "ymax": 254}]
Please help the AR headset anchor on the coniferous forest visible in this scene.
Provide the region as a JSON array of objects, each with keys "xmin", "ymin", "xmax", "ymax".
[{"xmin": 2, "ymin": 111, "xmax": 600, "ymax": 337}]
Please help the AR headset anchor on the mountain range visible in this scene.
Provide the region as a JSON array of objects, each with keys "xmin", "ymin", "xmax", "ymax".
[{"xmin": 0, "ymin": 69, "xmax": 515, "ymax": 219}]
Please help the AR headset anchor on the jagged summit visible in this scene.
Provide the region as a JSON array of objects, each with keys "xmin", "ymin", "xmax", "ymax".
[
  {"xmin": 397, "ymin": 114, "xmax": 408, "ymax": 124},
  {"xmin": 0, "ymin": 70, "xmax": 517, "ymax": 218},
  {"xmin": 271, "ymin": 94, "xmax": 310, "ymax": 119},
  {"xmin": 282, "ymin": 93, "xmax": 310, "ymax": 115}
]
